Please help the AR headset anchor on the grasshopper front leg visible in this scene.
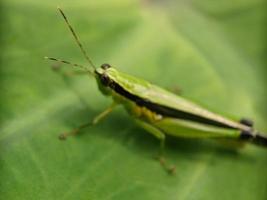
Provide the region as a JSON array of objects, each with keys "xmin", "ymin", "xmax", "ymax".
[
  {"xmin": 92, "ymin": 103, "xmax": 117, "ymax": 125},
  {"xmin": 134, "ymin": 119, "xmax": 175, "ymax": 174},
  {"xmin": 59, "ymin": 103, "xmax": 117, "ymax": 140}
]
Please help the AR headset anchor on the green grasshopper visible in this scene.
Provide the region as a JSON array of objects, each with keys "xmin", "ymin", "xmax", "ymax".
[{"xmin": 46, "ymin": 8, "xmax": 267, "ymax": 173}]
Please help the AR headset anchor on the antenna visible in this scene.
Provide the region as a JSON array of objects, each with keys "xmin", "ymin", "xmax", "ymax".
[
  {"xmin": 57, "ymin": 7, "xmax": 96, "ymax": 70},
  {"xmin": 44, "ymin": 56, "xmax": 94, "ymax": 76}
]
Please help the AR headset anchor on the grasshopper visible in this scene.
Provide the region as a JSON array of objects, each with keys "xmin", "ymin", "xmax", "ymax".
[{"xmin": 46, "ymin": 8, "xmax": 267, "ymax": 173}]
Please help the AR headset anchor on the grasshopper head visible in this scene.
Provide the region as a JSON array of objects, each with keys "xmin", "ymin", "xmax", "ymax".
[{"xmin": 95, "ymin": 63, "xmax": 115, "ymax": 96}]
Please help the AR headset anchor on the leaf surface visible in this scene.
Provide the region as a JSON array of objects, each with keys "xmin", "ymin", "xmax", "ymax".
[{"xmin": 1, "ymin": 0, "xmax": 267, "ymax": 199}]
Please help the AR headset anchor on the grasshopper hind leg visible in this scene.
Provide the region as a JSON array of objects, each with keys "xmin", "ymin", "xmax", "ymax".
[{"xmin": 135, "ymin": 119, "xmax": 176, "ymax": 174}]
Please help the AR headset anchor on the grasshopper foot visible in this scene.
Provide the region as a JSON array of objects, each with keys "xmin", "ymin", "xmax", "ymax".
[
  {"xmin": 58, "ymin": 128, "xmax": 79, "ymax": 141},
  {"xmin": 58, "ymin": 133, "xmax": 68, "ymax": 140},
  {"xmin": 155, "ymin": 155, "xmax": 176, "ymax": 175}
]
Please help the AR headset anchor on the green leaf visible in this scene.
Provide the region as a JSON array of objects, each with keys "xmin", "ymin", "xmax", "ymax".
[{"xmin": 1, "ymin": 0, "xmax": 267, "ymax": 199}]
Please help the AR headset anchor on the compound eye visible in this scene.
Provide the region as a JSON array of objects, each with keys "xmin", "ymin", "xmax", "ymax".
[
  {"xmin": 101, "ymin": 63, "xmax": 111, "ymax": 70},
  {"xmin": 100, "ymin": 73, "xmax": 111, "ymax": 86}
]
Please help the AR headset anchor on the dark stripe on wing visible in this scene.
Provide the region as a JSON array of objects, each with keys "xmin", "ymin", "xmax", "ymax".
[{"xmin": 111, "ymin": 81, "xmax": 236, "ymax": 129}]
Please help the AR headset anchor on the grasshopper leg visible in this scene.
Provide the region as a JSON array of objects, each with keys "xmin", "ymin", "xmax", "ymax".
[
  {"xmin": 58, "ymin": 121, "xmax": 92, "ymax": 140},
  {"xmin": 59, "ymin": 103, "xmax": 117, "ymax": 140},
  {"xmin": 92, "ymin": 103, "xmax": 117, "ymax": 125},
  {"xmin": 134, "ymin": 119, "xmax": 176, "ymax": 174}
]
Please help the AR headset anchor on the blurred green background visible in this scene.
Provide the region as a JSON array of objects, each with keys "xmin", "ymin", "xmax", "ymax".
[{"xmin": 1, "ymin": 0, "xmax": 267, "ymax": 199}]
